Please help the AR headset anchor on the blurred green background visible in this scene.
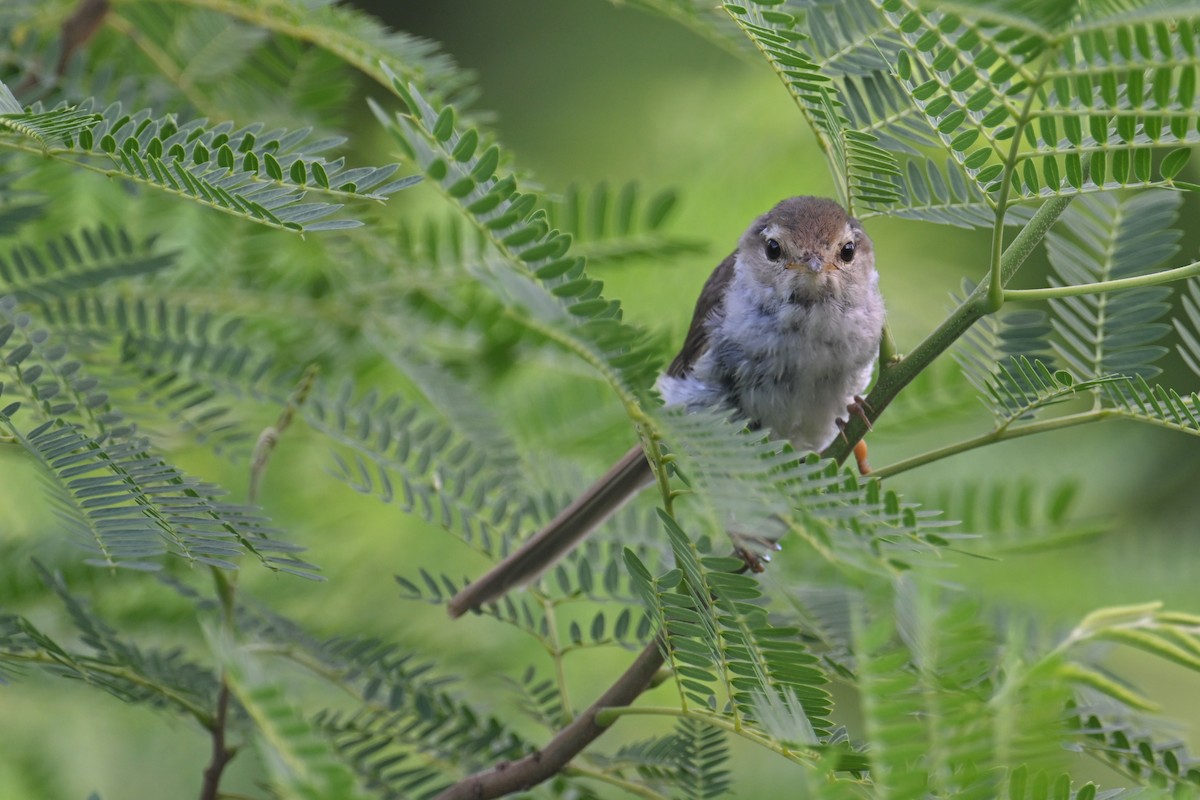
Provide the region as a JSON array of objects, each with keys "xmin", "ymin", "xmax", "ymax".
[{"xmin": 2, "ymin": 1, "xmax": 1198, "ymax": 798}]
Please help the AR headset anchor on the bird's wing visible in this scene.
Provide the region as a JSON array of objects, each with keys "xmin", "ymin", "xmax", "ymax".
[{"xmin": 667, "ymin": 251, "xmax": 736, "ymax": 378}]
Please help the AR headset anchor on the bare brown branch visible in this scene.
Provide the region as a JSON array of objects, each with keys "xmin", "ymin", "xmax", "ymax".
[
  {"xmin": 434, "ymin": 640, "xmax": 666, "ymax": 800},
  {"xmin": 198, "ymin": 679, "xmax": 235, "ymax": 800}
]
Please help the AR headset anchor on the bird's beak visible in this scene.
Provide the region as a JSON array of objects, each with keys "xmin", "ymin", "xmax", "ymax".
[{"xmin": 787, "ymin": 255, "xmax": 828, "ymax": 273}]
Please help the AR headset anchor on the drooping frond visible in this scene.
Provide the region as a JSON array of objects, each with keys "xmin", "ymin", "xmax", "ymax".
[
  {"xmin": 0, "ymin": 563, "xmax": 219, "ymax": 715},
  {"xmin": 5, "ymin": 414, "xmax": 316, "ymax": 576},
  {"xmin": 0, "ymin": 226, "xmax": 175, "ymax": 303},
  {"xmin": 218, "ymin": 636, "xmax": 369, "ymax": 800},
  {"xmin": 1046, "ymin": 192, "xmax": 1180, "ymax": 380},
  {"xmin": 653, "ymin": 407, "xmax": 955, "ymax": 574},
  {"xmin": 724, "ymin": 4, "xmax": 903, "ymax": 216},
  {"xmin": 1070, "ymin": 703, "xmax": 1200, "ymax": 791},
  {"xmin": 32, "ymin": 293, "xmax": 289, "ymax": 456},
  {"xmin": 1, "ymin": 93, "xmax": 419, "ymax": 232},
  {"xmin": 230, "ymin": 605, "xmax": 532, "ymax": 792},
  {"xmin": 157, "ymin": 0, "xmax": 476, "ymax": 107},
  {"xmin": 0, "ymin": 296, "xmax": 315, "ymax": 576},
  {"xmin": 625, "ymin": 512, "xmax": 836, "ymax": 743},
  {"xmin": 309, "ymin": 383, "xmax": 538, "ymax": 559},
  {"xmin": 853, "ymin": 589, "xmax": 1074, "ymax": 800},
  {"xmin": 96, "ymin": 5, "xmax": 359, "ymax": 133},
  {"xmin": 375, "ymin": 77, "xmax": 661, "ymax": 400}
]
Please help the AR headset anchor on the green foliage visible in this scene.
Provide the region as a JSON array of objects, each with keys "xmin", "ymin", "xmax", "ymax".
[{"xmin": 1, "ymin": 0, "xmax": 1199, "ymax": 799}]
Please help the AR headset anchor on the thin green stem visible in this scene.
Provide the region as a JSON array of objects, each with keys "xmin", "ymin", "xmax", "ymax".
[
  {"xmin": 5, "ymin": 652, "xmax": 214, "ymax": 725},
  {"xmin": 541, "ymin": 600, "xmax": 575, "ymax": 721},
  {"xmin": 1006, "ymin": 259, "xmax": 1200, "ymax": 302},
  {"xmin": 987, "ymin": 51, "xmax": 1054, "ymax": 311},
  {"xmin": 878, "ymin": 321, "xmax": 900, "ymax": 368},
  {"xmin": 561, "ymin": 764, "xmax": 669, "ymax": 800},
  {"xmin": 201, "ymin": 542, "xmax": 240, "ymax": 800},
  {"xmin": 872, "ymin": 410, "xmax": 1110, "ymax": 479},
  {"xmin": 595, "ymin": 705, "xmax": 817, "ymax": 765}
]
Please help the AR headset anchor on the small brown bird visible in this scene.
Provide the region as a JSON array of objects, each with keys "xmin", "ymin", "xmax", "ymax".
[{"xmin": 448, "ymin": 197, "xmax": 885, "ymax": 617}]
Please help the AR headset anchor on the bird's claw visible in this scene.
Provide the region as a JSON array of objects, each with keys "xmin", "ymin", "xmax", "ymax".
[{"xmin": 734, "ymin": 544, "xmax": 779, "ymax": 574}]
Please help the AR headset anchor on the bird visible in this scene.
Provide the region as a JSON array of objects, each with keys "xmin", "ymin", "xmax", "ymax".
[{"xmin": 447, "ymin": 196, "xmax": 886, "ymax": 618}]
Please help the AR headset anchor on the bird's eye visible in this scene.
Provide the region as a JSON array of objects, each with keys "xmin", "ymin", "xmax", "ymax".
[
  {"xmin": 839, "ymin": 241, "xmax": 856, "ymax": 263},
  {"xmin": 765, "ymin": 238, "xmax": 783, "ymax": 261}
]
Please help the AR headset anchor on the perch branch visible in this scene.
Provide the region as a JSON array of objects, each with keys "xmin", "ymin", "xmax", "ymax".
[{"xmin": 823, "ymin": 193, "xmax": 1077, "ymax": 465}]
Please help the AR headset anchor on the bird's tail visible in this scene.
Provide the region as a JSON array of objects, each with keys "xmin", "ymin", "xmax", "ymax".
[{"xmin": 447, "ymin": 445, "xmax": 654, "ymax": 618}]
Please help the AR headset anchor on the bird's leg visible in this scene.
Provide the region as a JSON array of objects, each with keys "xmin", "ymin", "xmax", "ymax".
[
  {"xmin": 733, "ymin": 546, "xmax": 768, "ymax": 573},
  {"xmin": 853, "ymin": 440, "xmax": 871, "ymax": 475}
]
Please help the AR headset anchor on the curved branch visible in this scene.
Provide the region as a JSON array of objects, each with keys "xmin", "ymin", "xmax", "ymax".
[{"xmin": 433, "ymin": 639, "xmax": 665, "ymax": 800}]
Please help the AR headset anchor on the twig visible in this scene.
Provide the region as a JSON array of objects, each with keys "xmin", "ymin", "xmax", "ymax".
[
  {"xmin": 198, "ymin": 680, "xmax": 234, "ymax": 800},
  {"xmin": 433, "ymin": 639, "xmax": 666, "ymax": 800},
  {"xmin": 14, "ymin": 0, "xmax": 110, "ymax": 97},
  {"xmin": 249, "ymin": 364, "xmax": 318, "ymax": 504}
]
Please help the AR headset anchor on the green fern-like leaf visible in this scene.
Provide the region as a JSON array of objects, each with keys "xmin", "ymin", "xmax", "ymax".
[
  {"xmin": 628, "ymin": 510, "xmax": 835, "ymax": 739},
  {"xmin": 874, "ymin": 0, "xmax": 1200, "ymax": 203},
  {"xmin": 0, "ymin": 563, "xmax": 219, "ymax": 715},
  {"xmin": 673, "ymin": 717, "xmax": 732, "ymax": 800},
  {"xmin": 654, "ymin": 407, "xmax": 954, "ymax": 573},
  {"xmin": 1046, "ymin": 192, "xmax": 1180, "ymax": 380},
  {"xmin": 310, "ymin": 384, "xmax": 538, "ymax": 559},
  {"xmin": 2, "ymin": 97, "xmax": 418, "ymax": 232},
  {"xmin": 219, "ymin": 637, "xmax": 369, "ymax": 800},
  {"xmin": 1071, "ymin": 704, "xmax": 1200, "ymax": 791},
  {"xmin": 854, "ymin": 589, "xmax": 1075, "ymax": 800},
  {"xmin": 1173, "ymin": 278, "xmax": 1200, "ymax": 379},
  {"xmin": 0, "ymin": 300, "xmax": 315, "ymax": 576},
  {"xmin": 724, "ymin": 3, "xmax": 903, "ymax": 215},
  {"xmin": 932, "ymin": 477, "xmax": 1106, "ymax": 554},
  {"xmin": 0, "ymin": 227, "xmax": 176, "ymax": 303},
  {"xmin": 7, "ymin": 416, "xmax": 315, "ymax": 575},
  {"xmin": 375, "ymin": 77, "xmax": 661, "ymax": 401},
  {"xmin": 544, "ymin": 181, "xmax": 704, "ymax": 264},
  {"xmin": 170, "ymin": 0, "xmax": 476, "ymax": 107}
]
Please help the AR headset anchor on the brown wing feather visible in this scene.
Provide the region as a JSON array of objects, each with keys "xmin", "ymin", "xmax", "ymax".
[{"xmin": 667, "ymin": 252, "xmax": 736, "ymax": 378}]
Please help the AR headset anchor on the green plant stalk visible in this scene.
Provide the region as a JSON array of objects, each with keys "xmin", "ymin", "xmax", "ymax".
[
  {"xmin": 594, "ymin": 705, "xmax": 819, "ymax": 766},
  {"xmin": 541, "ymin": 600, "xmax": 576, "ymax": 721},
  {"xmin": 823, "ymin": 193, "xmax": 1077, "ymax": 465},
  {"xmin": 1005, "ymin": 259, "xmax": 1200, "ymax": 301},
  {"xmin": 987, "ymin": 50, "xmax": 1055, "ymax": 310},
  {"xmin": 561, "ymin": 764, "xmax": 669, "ymax": 800},
  {"xmin": 8, "ymin": 651, "xmax": 215, "ymax": 726},
  {"xmin": 871, "ymin": 410, "xmax": 1109, "ymax": 479}
]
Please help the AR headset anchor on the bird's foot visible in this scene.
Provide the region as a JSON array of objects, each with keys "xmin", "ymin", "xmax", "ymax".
[
  {"xmin": 847, "ymin": 395, "xmax": 873, "ymax": 430},
  {"xmin": 835, "ymin": 396, "xmax": 873, "ymax": 444},
  {"xmin": 734, "ymin": 544, "xmax": 779, "ymax": 574}
]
